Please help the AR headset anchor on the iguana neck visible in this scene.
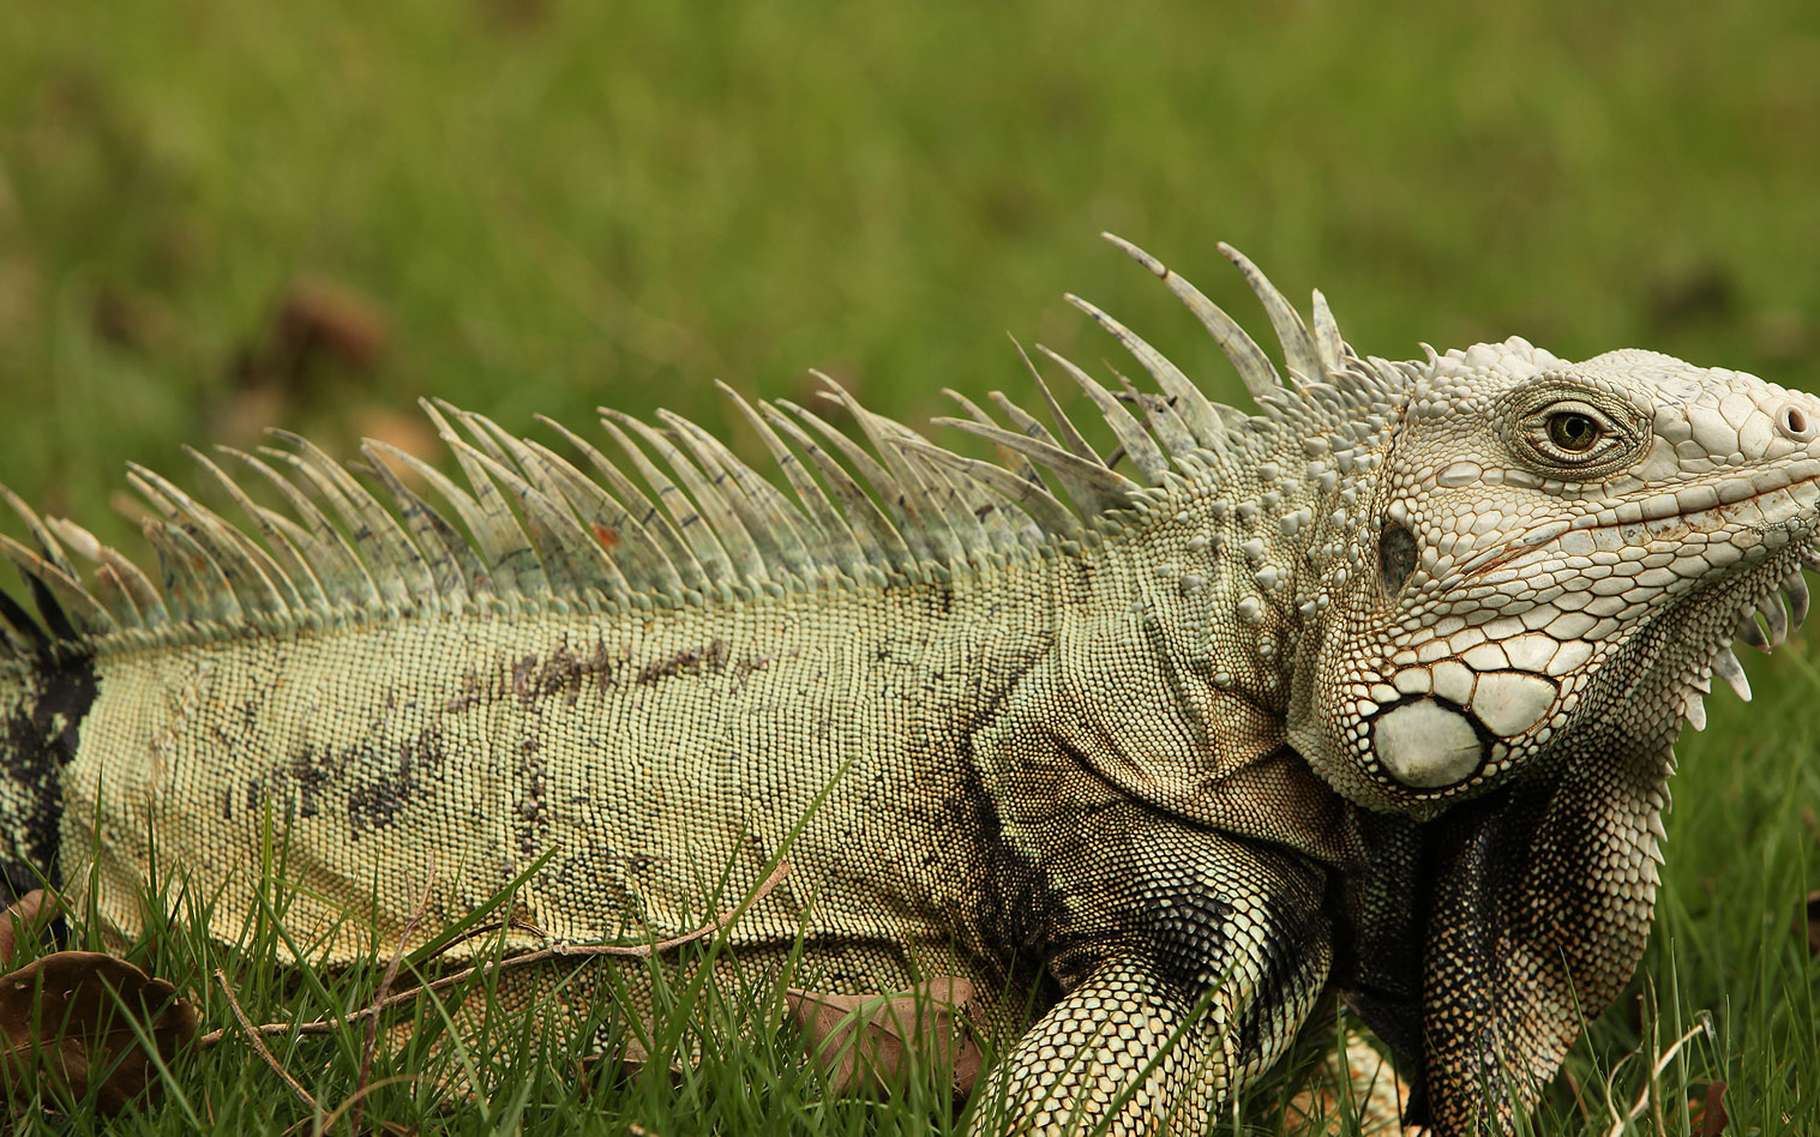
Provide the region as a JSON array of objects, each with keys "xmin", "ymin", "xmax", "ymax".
[
  {"xmin": 952, "ymin": 522, "xmax": 1359, "ymax": 879},
  {"xmin": 1026, "ymin": 426, "xmax": 1373, "ymax": 831}
]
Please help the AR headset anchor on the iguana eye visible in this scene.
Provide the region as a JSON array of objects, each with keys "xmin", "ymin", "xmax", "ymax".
[
  {"xmin": 1508, "ymin": 389, "xmax": 1643, "ymax": 476},
  {"xmin": 1546, "ymin": 411, "xmax": 1600, "ymax": 452}
]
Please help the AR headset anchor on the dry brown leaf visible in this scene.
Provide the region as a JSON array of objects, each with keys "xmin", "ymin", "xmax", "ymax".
[
  {"xmin": 1283, "ymin": 1033, "xmax": 1420, "ymax": 1136},
  {"xmin": 274, "ymin": 278, "xmax": 388, "ymax": 374},
  {"xmin": 1690, "ymin": 1080, "xmax": 1729, "ymax": 1136},
  {"xmin": 0, "ymin": 950, "xmax": 197, "ymax": 1113},
  {"xmin": 0, "ymin": 890, "xmax": 58, "ymax": 967},
  {"xmin": 785, "ymin": 976, "xmax": 982, "ymax": 1098},
  {"xmin": 610, "ymin": 1033, "xmax": 685, "ymax": 1086}
]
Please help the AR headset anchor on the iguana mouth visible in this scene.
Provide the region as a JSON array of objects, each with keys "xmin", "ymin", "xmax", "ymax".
[
  {"xmin": 1574, "ymin": 462, "xmax": 1820, "ymax": 542},
  {"xmin": 1455, "ymin": 464, "xmax": 1820, "ymax": 583}
]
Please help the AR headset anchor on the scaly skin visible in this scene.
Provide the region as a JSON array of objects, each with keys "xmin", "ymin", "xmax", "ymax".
[{"xmin": 1, "ymin": 236, "xmax": 1813, "ymax": 1135}]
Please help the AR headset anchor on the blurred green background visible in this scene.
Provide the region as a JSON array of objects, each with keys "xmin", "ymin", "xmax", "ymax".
[
  {"xmin": 4, "ymin": 1, "xmax": 1819, "ymax": 538},
  {"xmin": 1, "ymin": 3, "xmax": 1817, "ymax": 1130}
]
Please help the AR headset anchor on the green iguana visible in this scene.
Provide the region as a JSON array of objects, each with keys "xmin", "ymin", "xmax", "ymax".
[{"xmin": 1, "ymin": 235, "xmax": 1813, "ymax": 1134}]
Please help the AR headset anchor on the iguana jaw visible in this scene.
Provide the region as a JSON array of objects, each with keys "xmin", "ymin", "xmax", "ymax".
[{"xmin": 1477, "ymin": 463, "xmax": 1820, "ymax": 732}]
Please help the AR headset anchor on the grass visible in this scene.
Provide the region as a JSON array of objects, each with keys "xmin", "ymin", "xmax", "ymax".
[{"xmin": 0, "ymin": 0, "xmax": 1817, "ymax": 1132}]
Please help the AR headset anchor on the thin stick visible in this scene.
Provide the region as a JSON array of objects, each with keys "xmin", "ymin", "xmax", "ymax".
[
  {"xmin": 352, "ymin": 865, "xmax": 436, "ymax": 1137},
  {"xmin": 1603, "ymin": 1019, "xmax": 1711, "ymax": 1137},
  {"xmin": 198, "ymin": 860, "xmax": 789, "ymax": 1048},
  {"xmin": 216, "ymin": 967, "xmax": 319, "ymax": 1113}
]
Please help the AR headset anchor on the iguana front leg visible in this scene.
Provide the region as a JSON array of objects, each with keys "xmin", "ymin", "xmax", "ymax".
[
  {"xmin": 971, "ymin": 959, "xmax": 1227, "ymax": 1135},
  {"xmin": 971, "ymin": 824, "xmax": 1333, "ymax": 1136}
]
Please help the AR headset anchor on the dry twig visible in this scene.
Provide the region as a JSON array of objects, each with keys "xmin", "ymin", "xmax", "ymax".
[
  {"xmin": 350, "ymin": 866, "xmax": 437, "ymax": 1137},
  {"xmin": 215, "ymin": 968, "xmax": 318, "ymax": 1113},
  {"xmin": 1602, "ymin": 1014, "xmax": 1712, "ymax": 1137}
]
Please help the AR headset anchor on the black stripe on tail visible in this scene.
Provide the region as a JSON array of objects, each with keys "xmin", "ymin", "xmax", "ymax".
[{"xmin": 0, "ymin": 581, "xmax": 98, "ymax": 901}]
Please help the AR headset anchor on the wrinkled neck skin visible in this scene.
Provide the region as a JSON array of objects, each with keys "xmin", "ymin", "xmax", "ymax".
[{"xmin": 1034, "ymin": 420, "xmax": 1366, "ymax": 860}]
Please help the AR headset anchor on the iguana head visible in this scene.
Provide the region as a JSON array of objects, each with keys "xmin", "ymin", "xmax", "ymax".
[
  {"xmin": 1050, "ymin": 238, "xmax": 1813, "ymax": 1132},
  {"xmin": 1290, "ymin": 338, "xmax": 1820, "ymax": 812},
  {"xmin": 1282, "ymin": 336, "xmax": 1820, "ymax": 1129}
]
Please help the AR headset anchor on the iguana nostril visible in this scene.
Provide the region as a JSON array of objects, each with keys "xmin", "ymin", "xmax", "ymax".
[{"xmin": 1777, "ymin": 403, "xmax": 1816, "ymax": 442}]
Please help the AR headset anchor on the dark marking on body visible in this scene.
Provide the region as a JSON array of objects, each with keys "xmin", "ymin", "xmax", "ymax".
[
  {"xmin": 1069, "ymin": 555, "xmax": 1093, "ymax": 595},
  {"xmin": 0, "ymin": 646, "xmax": 98, "ymax": 899},
  {"xmin": 730, "ymin": 650, "xmax": 792, "ymax": 691},
  {"xmin": 0, "ymin": 591, "xmax": 48, "ymax": 655},
  {"xmin": 936, "ymin": 646, "xmax": 1067, "ymax": 998},
  {"xmin": 228, "ymin": 725, "xmax": 448, "ymax": 840},
  {"xmin": 445, "ymin": 638, "xmax": 628, "ymax": 713},
  {"xmin": 950, "ymin": 760, "xmax": 1066, "ymax": 1002},
  {"xmin": 540, "ymin": 846, "xmax": 643, "ymax": 924},
  {"xmin": 288, "ymin": 748, "xmax": 340, "ymax": 819},
  {"xmin": 514, "ymin": 734, "xmax": 549, "ymax": 857},
  {"xmin": 346, "ymin": 727, "xmax": 448, "ymax": 839},
  {"xmin": 443, "ymin": 674, "xmax": 486, "ymax": 713},
  {"xmin": 637, "ymin": 639, "xmax": 729, "ymax": 686}
]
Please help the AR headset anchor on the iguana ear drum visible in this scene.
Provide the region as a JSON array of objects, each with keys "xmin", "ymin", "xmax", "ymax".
[
  {"xmin": 1371, "ymin": 697, "xmax": 1488, "ymax": 789},
  {"xmin": 1377, "ymin": 520, "xmax": 1417, "ymax": 601}
]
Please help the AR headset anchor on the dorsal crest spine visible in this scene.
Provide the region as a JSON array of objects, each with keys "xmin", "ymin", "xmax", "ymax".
[{"xmin": 0, "ymin": 236, "xmax": 1405, "ymax": 656}]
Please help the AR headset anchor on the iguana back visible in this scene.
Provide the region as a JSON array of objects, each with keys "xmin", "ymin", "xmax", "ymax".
[{"xmin": 70, "ymin": 560, "xmax": 1055, "ymax": 981}]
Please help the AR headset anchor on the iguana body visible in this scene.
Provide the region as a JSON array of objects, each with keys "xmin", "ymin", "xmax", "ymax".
[{"xmin": 2, "ymin": 236, "xmax": 1814, "ymax": 1135}]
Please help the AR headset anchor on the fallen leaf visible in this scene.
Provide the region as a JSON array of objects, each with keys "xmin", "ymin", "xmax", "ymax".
[
  {"xmin": 1690, "ymin": 1080, "xmax": 1728, "ymax": 1136},
  {"xmin": 274, "ymin": 278, "xmax": 388, "ymax": 375},
  {"xmin": 785, "ymin": 976, "xmax": 982, "ymax": 1097},
  {"xmin": 0, "ymin": 890, "xmax": 58, "ymax": 967},
  {"xmin": 611, "ymin": 1032, "xmax": 685, "ymax": 1086},
  {"xmin": 0, "ymin": 950, "xmax": 197, "ymax": 1114}
]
